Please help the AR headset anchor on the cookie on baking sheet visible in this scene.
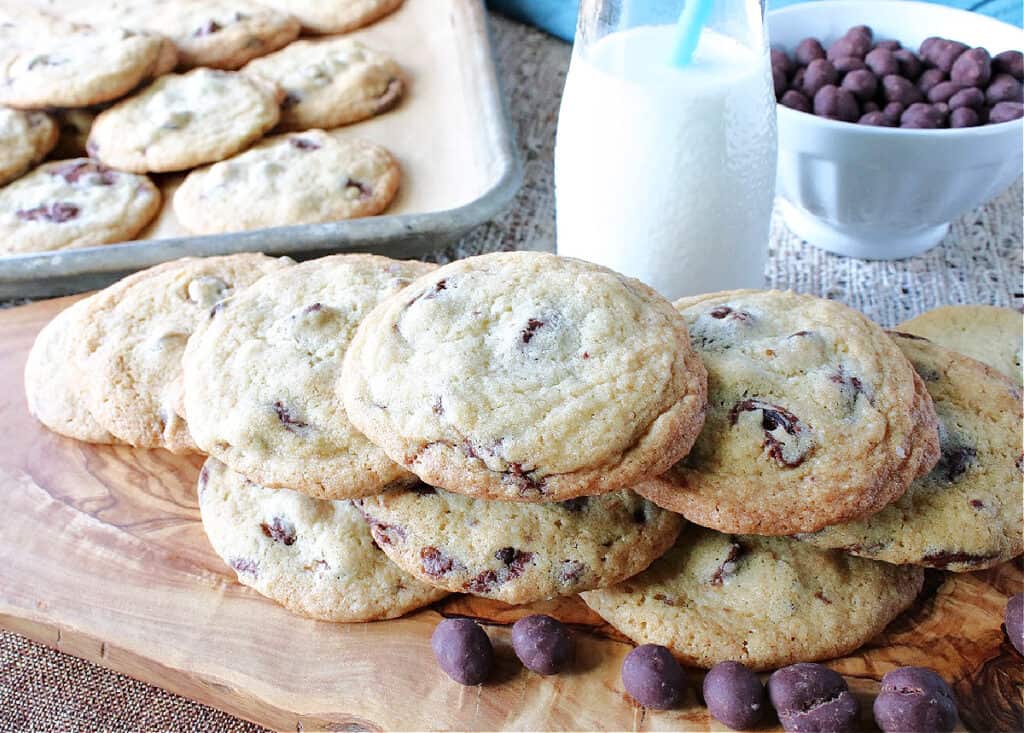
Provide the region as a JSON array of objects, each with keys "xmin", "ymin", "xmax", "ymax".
[
  {"xmin": 797, "ymin": 332, "xmax": 1023, "ymax": 572},
  {"xmin": 0, "ymin": 159, "xmax": 161, "ymax": 256},
  {"xmin": 355, "ymin": 485, "xmax": 684, "ymax": 605},
  {"xmin": 258, "ymin": 0, "xmax": 403, "ymax": 34},
  {"xmin": 0, "ymin": 27, "xmax": 172, "ymax": 109},
  {"xmin": 25, "ymin": 296, "xmax": 119, "ymax": 444},
  {"xmin": 87, "ymin": 68, "xmax": 281, "ymax": 173},
  {"xmin": 899, "ymin": 305, "xmax": 1023, "ymax": 386},
  {"xmin": 173, "ymin": 130, "xmax": 400, "ymax": 234},
  {"xmin": 635, "ymin": 290, "xmax": 941, "ymax": 536},
  {"xmin": 78, "ymin": 254, "xmax": 292, "ymax": 453},
  {"xmin": 341, "ymin": 251, "xmax": 708, "ymax": 503},
  {"xmin": 198, "ymin": 458, "xmax": 447, "ymax": 622},
  {"xmin": 580, "ymin": 524, "xmax": 924, "ymax": 671},
  {"xmin": 0, "ymin": 107, "xmax": 57, "ymax": 186},
  {"xmin": 243, "ymin": 38, "xmax": 404, "ymax": 131},
  {"xmin": 128, "ymin": 0, "xmax": 300, "ymax": 70},
  {"xmin": 183, "ymin": 255, "xmax": 435, "ymax": 499}
]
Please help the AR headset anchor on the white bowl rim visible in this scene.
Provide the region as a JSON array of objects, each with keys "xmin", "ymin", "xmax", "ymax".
[{"xmin": 767, "ymin": 0, "xmax": 1024, "ymax": 139}]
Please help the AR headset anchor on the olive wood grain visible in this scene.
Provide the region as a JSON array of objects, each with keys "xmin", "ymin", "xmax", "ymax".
[{"xmin": 0, "ymin": 296, "xmax": 1020, "ymax": 731}]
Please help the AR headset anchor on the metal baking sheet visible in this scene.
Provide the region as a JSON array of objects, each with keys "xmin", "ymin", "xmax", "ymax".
[{"xmin": 1, "ymin": 0, "xmax": 522, "ymax": 298}]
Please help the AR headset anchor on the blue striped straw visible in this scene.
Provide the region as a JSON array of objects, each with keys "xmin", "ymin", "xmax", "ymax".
[{"xmin": 670, "ymin": 0, "xmax": 714, "ymax": 67}]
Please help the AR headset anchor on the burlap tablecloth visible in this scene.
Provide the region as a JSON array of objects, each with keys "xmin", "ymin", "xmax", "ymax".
[{"xmin": 1, "ymin": 13, "xmax": 1021, "ymax": 732}]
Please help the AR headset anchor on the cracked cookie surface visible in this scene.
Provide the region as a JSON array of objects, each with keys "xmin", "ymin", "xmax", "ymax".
[
  {"xmin": 899, "ymin": 305, "xmax": 1023, "ymax": 386},
  {"xmin": 198, "ymin": 458, "xmax": 447, "ymax": 622},
  {"xmin": 173, "ymin": 130, "xmax": 400, "ymax": 234},
  {"xmin": 0, "ymin": 158, "xmax": 160, "ymax": 255},
  {"xmin": 341, "ymin": 251, "xmax": 708, "ymax": 502},
  {"xmin": 243, "ymin": 38, "xmax": 404, "ymax": 131},
  {"xmin": 183, "ymin": 254, "xmax": 434, "ymax": 498},
  {"xmin": 581, "ymin": 524, "xmax": 924, "ymax": 671},
  {"xmin": 356, "ymin": 485, "xmax": 684, "ymax": 604},
  {"xmin": 77, "ymin": 254, "xmax": 292, "ymax": 453},
  {"xmin": 88, "ymin": 68, "xmax": 281, "ymax": 173},
  {"xmin": 635, "ymin": 290, "xmax": 941, "ymax": 535},
  {"xmin": 798, "ymin": 332, "xmax": 1024, "ymax": 571}
]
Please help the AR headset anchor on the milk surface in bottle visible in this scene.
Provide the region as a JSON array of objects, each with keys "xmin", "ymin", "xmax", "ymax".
[{"xmin": 555, "ymin": 6, "xmax": 777, "ymax": 300}]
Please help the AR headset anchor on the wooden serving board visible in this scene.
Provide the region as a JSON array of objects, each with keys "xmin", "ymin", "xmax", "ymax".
[{"xmin": 1, "ymin": 296, "xmax": 1021, "ymax": 732}]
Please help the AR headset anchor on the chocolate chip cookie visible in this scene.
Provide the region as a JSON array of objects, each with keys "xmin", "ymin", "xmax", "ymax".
[
  {"xmin": 0, "ymin": 159, "xmax": 161, "ymax": 255},
  {"xmin": 0, "ymin": 27, "xmax": 173, "ymax": 109},
  {"xmin": 636, "ymin": 290, "xmax": 941, "ymax": 535},
  {"xmin": 581, "ymin": 524, "xmax": 924, "ymax": 671},
  {"xmin": 88, "ymin": 68, "xmax": 282, "ymax": 173},
  {"xmin": 798, "ymin": 332, "xmax": 1023, "ymax": 571},
  {"xmin": 78, "ymin": 254, "xmax": 292, "ymax": 453},
  {"xmin": 25, "ymin": 295, "xmax": 120, "ymax": 444},
  {"xmin": 243, "ymin": 38, "xmax": 404, "ymax": 131},
  {"xmin": 198, "ymin": 458, "xmax": 447, "ymax": 622},
  {"xmin": 899, "ymin": 305, "xmax": 1023, "ymax": 386},
  {"xmin": 355, "ymin": 486, "xmax": 684, "ymax": 604},
  {"xmin": 0, "ymin": 107, "xmax": 57, "ymax": 186},
  {"xmin": 134, "ymin": 0, "xmax": 301, "ymax": 70},
  {"xmin": 183, "ymin": 255, "xmax": 434, "ymax": 499},
  {"xmin": 173, "ymin": 130, "xmax": 400, "ymax": 234},
  {"xmin": 258, "ymin": 0, "xmax": 404, "ymax": 34},
  {"xmin": 341, "ymin": 251, "xmax": 708, "ymax": 502}
]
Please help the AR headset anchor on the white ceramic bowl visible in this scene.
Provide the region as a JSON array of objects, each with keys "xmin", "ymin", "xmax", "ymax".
[{"xmin": 767, "ymin": 1, "xmax": 1024, "ymax": 259}]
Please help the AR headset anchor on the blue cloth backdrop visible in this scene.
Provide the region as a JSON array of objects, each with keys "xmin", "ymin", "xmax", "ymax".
[{"xmin": 487, "ymin": 0, "xmax": 1023, "ymax": 40}]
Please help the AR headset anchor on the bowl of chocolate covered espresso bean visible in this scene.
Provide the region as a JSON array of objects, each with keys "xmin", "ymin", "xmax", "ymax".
[{"xmin": 766, "ymin": 1, "xmax": 1023, "ymax": 259}]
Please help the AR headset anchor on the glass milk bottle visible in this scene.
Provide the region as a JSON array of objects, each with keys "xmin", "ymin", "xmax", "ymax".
[{"xmin": 555, "ymin": 0, "xmax": 777, "ymax": 300}]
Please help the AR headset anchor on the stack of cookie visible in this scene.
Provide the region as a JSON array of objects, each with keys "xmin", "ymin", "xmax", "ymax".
[
  {"xmin": 0, "ymin": 0, "xmax": 406, "ymax": 256},
  {"xmin": 23, "ymin": 250, "xmax": 1024, "ymax": 670}
]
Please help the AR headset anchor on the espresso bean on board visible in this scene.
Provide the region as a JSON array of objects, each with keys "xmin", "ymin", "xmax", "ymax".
[
  {"xmin": 768, "ymin": 663, "xmax": 860, "ymax": 733},
  {"xmin": 873, "ymin": 667, "xmax": 958, "ymax": 733},
  {"xmin": 431, "ymin": 618, "xmax": 494, "ymax": 686},
  {"xmin": 703, "ymin": 661, "xmax": 766, "ymax": 731},
  {"xmin": 511, "ymin": 614, "xmax": 574, "ymax": 676},
  {"xmin": 1007, "ymin": 593, "xmax": 1024, "ymax": 655},
  {"xmin": 621, "ymin": 644, "xmax": 686, "ymax": 710}
]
